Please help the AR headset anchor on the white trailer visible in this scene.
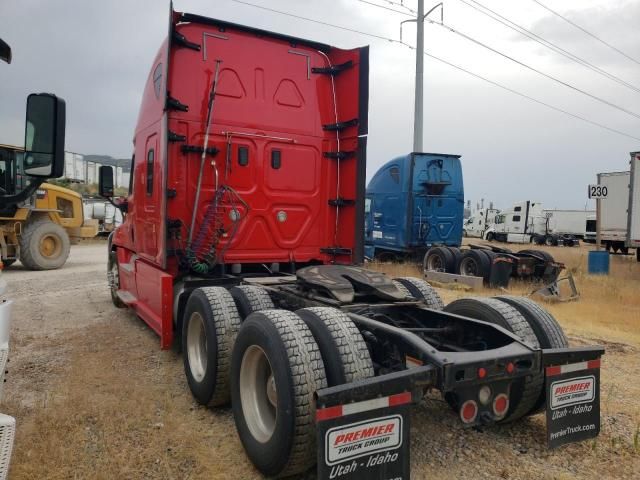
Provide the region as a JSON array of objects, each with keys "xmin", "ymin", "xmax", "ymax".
[
  {"xmin": 63, "ymin": 151, "xmax": 85, "ymax": 182},
  {"xmin": 543, "ymin": 210, "xmax": 594, "ymax": 238},
  {"xmin": 626, "ymin": 152, "xmax": 640, "ymax": 261},
  {"xmin": 598, "ymin": 171, "xmax": 630, "ymax": 253}
]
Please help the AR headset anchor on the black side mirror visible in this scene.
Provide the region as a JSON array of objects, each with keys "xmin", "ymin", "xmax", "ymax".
[
  {"xmin": 23, "ymin": 93, "xmax": 65, "ymax": 178},
  {"xmin": 99, "ymin": 166, "xmax": 114, "ymax": 197}
]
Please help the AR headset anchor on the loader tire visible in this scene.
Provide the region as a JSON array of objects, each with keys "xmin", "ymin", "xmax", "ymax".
[
  {"xmin": 493, "ymin": 296, "xmax": 568, "ymax": 413},
  {"xmin": 183, "ymin": 287, "xmax": 241, "ymax": 407},
  {"xmin": 230, "ymin": 285, "xmax": 275, "ymax": 320},
  {"xmin": 297, "ymin": 307, "xmax": 374, "ymax": 386},
  {"xmin": 19, "ymin": 219, "xmax": 70, "ymax": 270},
  {"xmin": 393, "ymin": 277, "xmax": 444, "ymax": 310},
  {"xmin": 443, "ymin": 297, "xmax": 543, "ymax": 423},
  {"xmin": 107, "ymin": 251, "xmax": 126, "ymax": 308},
  {"xmin": 231, "ymin": 310, "xmax": 326, "ymax": 478}
]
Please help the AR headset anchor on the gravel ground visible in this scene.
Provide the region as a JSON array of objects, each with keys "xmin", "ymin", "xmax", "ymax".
[{"xmin": 1, "ymin": 243, "xmax": 638, "ymax": 479}]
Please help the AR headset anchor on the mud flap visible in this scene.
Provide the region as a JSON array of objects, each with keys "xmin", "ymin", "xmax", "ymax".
[
  {"xmin": 543, "ymin": 347, "xmax": 604, "ymax": 448},
  {"xmin": 316, "ymin": 366, "xmax": 435, "ymax": 480}
]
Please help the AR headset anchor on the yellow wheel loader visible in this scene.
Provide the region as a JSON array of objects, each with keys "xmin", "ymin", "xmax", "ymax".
[
  {"xmin": 0, "ymin": 92, "xmax": 84, "ymax": 270},
  {"xmin": 0, "ymin": 144, "xmax": 97, "ymax": 269}
]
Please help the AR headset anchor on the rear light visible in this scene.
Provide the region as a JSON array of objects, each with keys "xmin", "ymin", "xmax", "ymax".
[
  {"xmin": 493, "ymin": 393, "xmax": 509, "ymax": 418},
  {"xmin": 478, "ymin": 386, "xmax": 491, "ymax": 405},
  {"xmin": 477, "ymin": 367, "xmax": 487, "ymax": 379},
  {"xmin": 506, "ymin": 362, "xmax": 515, "ymax": 374},
  {"xmin": 460, "ymin": 400, "xmax": 478, "ymax": 424}
]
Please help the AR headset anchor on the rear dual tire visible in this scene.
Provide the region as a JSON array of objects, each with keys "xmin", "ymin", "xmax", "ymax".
[
  {"xmin": 444, "ymin": 297, "xmax": 543, "ymax": 423},
  {"xmin": 231, "ymin": 310, "xmax": 327, "ymax": 478}
]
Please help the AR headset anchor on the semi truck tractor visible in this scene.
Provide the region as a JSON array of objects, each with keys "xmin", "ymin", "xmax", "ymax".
[
  {"xmin": 484, "ymin": 201, "xmax": 589, "ymax": 246},
  {"xmin": 463, "ymin": 207, "xmax": 499, "ymax": 238},
  {"xmin": 100, "ymin": 8, "xmax": 603, "ymax": 478},
  {"xmin": 364, "ymin": 153, "xmax": 464, "ymax": 260}
]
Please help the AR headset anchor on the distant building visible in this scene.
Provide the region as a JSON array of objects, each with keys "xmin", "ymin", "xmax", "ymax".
[{"xmin": 63, "ymin": 151, "xmax": 130, "ymax": 190}]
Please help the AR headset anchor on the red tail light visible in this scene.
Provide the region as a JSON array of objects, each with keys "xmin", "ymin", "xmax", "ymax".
[
  {"xmin": 460, "ymin": 400, "xmax": 478, "ymax": 424},
  {"xmin": 506, "ymin": 362, "xmax": 515, "ymax": 374},
  {"xmin": 477, "ymin": 367, "xmax": 487, "ymax": 379},
  {"xmin": 493, "ymin": 393, "xmax": 509, "ymax": 418}
]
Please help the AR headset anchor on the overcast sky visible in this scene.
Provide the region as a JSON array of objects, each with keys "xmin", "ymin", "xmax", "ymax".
[{"xmin": 1, "ymin": 0, "xmax": 639, "ymax": 209}]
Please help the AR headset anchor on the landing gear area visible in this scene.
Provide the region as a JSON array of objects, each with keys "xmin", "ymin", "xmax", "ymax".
[{"xmin": 174, "ymin": 264, "xmax": 603, "ymax": 478}]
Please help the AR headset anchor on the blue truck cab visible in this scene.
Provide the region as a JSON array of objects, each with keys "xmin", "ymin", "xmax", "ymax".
[{"xmin": 364, "ymin": 152, "xmax": 464, "ymax": 260}]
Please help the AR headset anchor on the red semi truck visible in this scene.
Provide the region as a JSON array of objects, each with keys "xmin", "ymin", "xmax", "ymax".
[{"xmin": 100, "ymin": 7, "xmax": 604, "ymax": 478}]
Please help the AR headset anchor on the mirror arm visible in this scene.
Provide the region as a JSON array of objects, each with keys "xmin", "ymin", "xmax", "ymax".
[{"xmin": 106, "ymin": 196, "xmax": 128, "ymax": 214}]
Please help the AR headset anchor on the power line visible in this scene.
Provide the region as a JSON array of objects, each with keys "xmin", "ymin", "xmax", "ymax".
[
  {"xmin": 355, "ymin": 0, "xmax": 414, "ymax": 17},
  {"xmin": 226, "ymin": 0, "xmax": 640, "ymax": 142},
  {"xmin": 421, "ymin": 50, "xmax": 640, "ymax": 142},
  {"xmin": 531, "ymin": 0, "xmax": 640, "ymax": 67},
  {"xmin": 459, "ymin": 0, "xmax": 640, "ymax": 94},
  {"xmin": 428, "ymin": 19, "xmax": 640, "ymax": 120}
]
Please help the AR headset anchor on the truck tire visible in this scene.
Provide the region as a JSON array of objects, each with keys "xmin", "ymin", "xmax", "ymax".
[
  {"xmin": 393, "ymin": 277, "xmax": 444, "ymax": 310},
  {"xmin": 392, "ymin": 280, "xmax": 412, "ymax": 298},
  {"xmin": 424, "ymin": 246, "xmax": 454, "ymax": 272},
  {"xmin": 443, "ymin": 297, "xmax": 543, "ymax": 423},
  {"xmin": 458, "ymin": 249, "xmax": 490, "ymax": 281},
  {"xmin": 519, "ymin": 249, "xmax": 554, "ymax": 263},
  {"xmin": 107, "ymin": 251, "xmax": 126, "ymax": 308},
  {"xmin": 230, "ymin": 285, "xmax": 275, "ymax": 320},
  {"xmin": 231, "ymin": 310, "xmax": 326, "ymax": 478},
  {"xmin": 493, "ymin": 295, "xmax": 568, "ymax": 413},
  {"xmin": 446, "ymin": 247, "xmax": 463, "ymax": 273},
  {"xmin": 297, "ymin": 307, "xmax": 374, "ymax": 386},
  {"xmin": 486, "ymin": 231, "xmax": 495, "ymax": 242},
  {"xmin": 544, "ymin": 235, "xmax": 556, "ymax": 247},
  {"xmin": 182, "ymin": 287, "xmax": 241, "ymax": 407},
  {"xmin": 19, "ymin": 219, "xmax": 71, "ymax": 270}
]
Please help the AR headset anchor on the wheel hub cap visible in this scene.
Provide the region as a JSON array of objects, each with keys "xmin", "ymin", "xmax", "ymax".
[
  {"xmin": 240, "ymin": 345, "xmax": 277, "ymax": 443},
  {"xmin": 186, "ymin": 312, "xmax": 207, "ymax": 382}
]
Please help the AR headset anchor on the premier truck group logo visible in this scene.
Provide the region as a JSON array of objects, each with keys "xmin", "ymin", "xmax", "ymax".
[
  {"xmin": 550, "ymin": 376, "xmax": 595, "ymax": 410},
  {"xmin": 325, "ymin": 415, "xmax": 402, "ymax": 466}
]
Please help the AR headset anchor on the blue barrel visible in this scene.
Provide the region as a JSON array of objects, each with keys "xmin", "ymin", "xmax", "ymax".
[{"xmin": 588, "ymin": 250, "xmax": 610, "ymax": 275}]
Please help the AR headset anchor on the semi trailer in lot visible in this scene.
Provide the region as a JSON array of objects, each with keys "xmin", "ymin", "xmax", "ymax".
[
  {"xmin": 100, "ymin": 8, "xmax": 603, "ymax": 478},
  {"xmin": 597, "ymin": 171, "xmax": 631, "ymax": 253},
  {"xmin": 364, "ymin": 152, "xmax": 464, "ymax": 260},
  {"xmin": 624, "ymin": 152, "xmax": 640, "ymax": 261}
]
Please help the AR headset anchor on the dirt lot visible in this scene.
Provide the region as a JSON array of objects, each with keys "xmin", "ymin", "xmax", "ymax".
[{"xmin": 2, "ymin": 242, "xmax": 639, "ymax": 479}]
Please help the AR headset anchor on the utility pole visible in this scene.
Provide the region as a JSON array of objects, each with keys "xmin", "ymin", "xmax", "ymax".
[
  {"xmin": 413, "ymin": 0, "xmax": 425, "ymax": 153},
  {"xmin": 401, "ymin": 3, "xmax": 442, "ymax": 154}
]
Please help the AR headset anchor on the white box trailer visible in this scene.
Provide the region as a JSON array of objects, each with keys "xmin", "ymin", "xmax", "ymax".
[
  {"xmin": 598, "ymin": 171, "xmax": 630, "ymax": 252},
  {"xmin": 543, "ymin": 210, "xmax": 594, "ymax": 238},
  {"xmin": 626, "ymin": 152, "xmax": 640, "ymax": 261},
  {"xmin": 63, "ymin": 151, "xmax": 85, "ymax": 182}
]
